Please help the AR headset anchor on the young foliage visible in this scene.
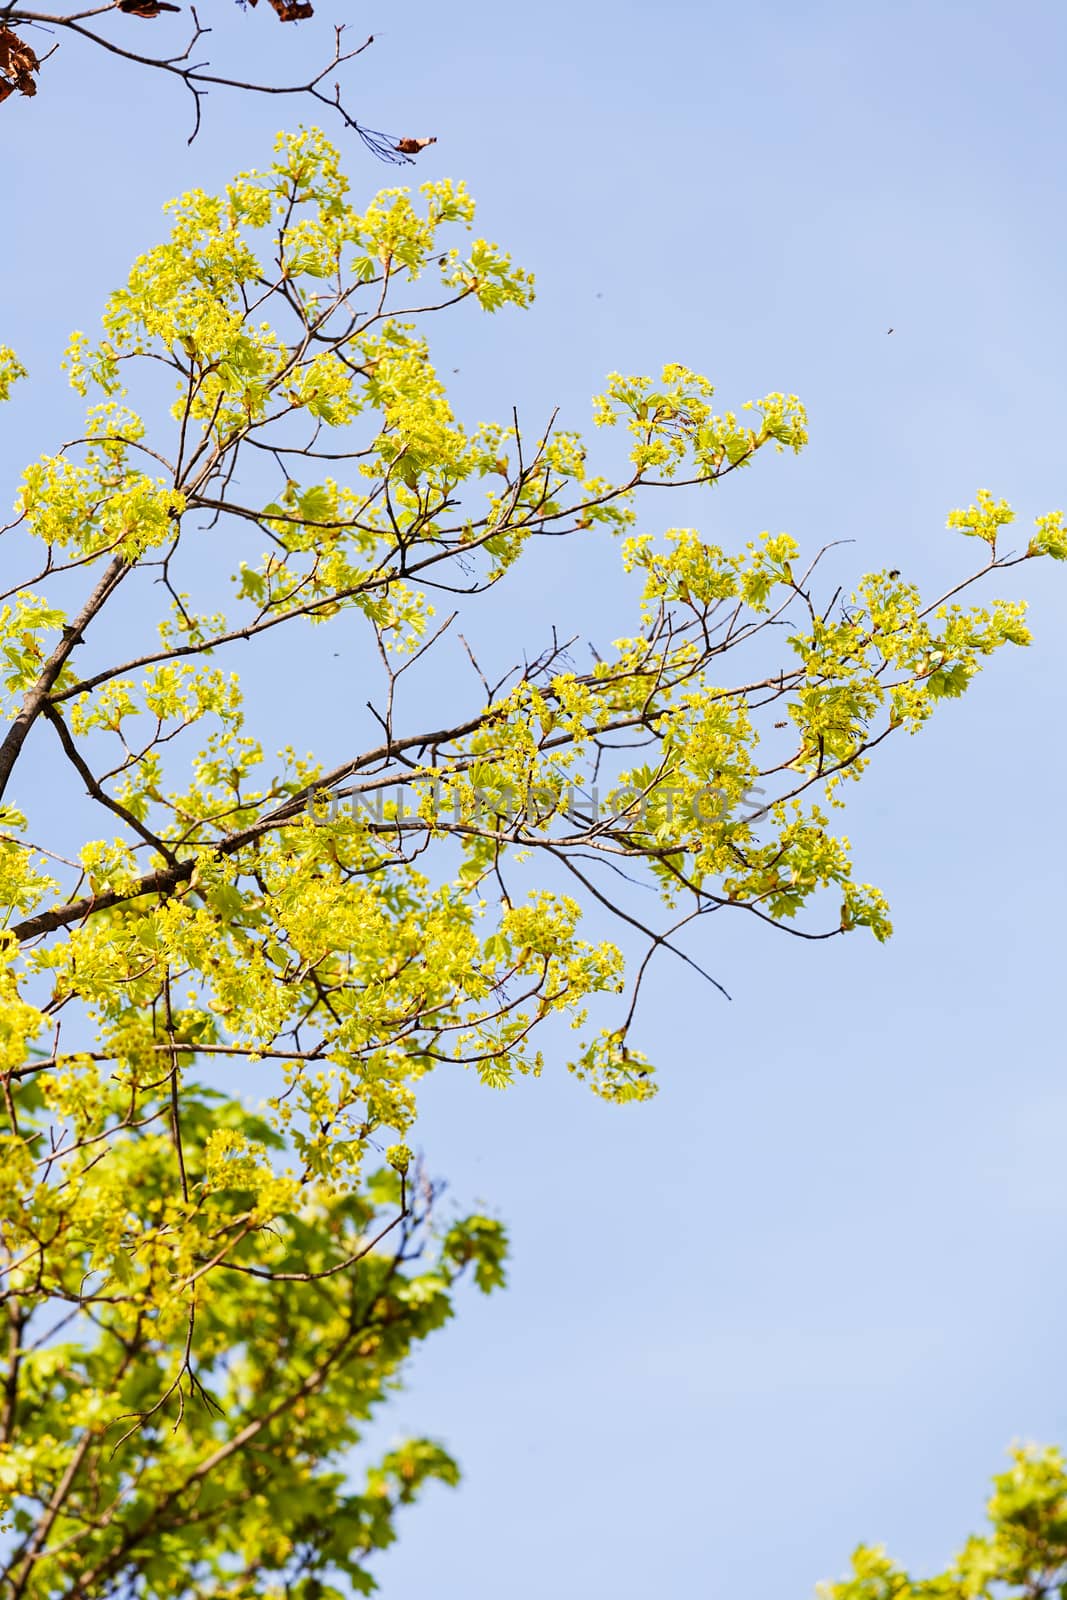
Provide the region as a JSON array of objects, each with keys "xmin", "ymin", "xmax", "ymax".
[
  {"xmin": 0, "ymin": 129, "xmax": 1062, "ymax": 1592},
  {"xmin": 820, "ymin": 1447, "xmax": 1067, "ymax": 1600}
]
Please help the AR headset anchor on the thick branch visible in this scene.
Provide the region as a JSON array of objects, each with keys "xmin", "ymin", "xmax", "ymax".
[
  {"xmin": 8, "ymin": 708, "xmax": 495, "ymax": 942},
  {"xmin": 0, "ymin": 554, "xmax": 127, "ymax": 804}
]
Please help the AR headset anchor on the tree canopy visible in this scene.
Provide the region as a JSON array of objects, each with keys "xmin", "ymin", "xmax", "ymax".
[{"xmin": 0, "ymin": 127, "xmax": 1064, "ymax": 1594}]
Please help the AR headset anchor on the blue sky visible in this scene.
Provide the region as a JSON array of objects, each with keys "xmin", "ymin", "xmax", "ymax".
[{"xmin": 5, "ymin": 0, "xmax": 1067, "ymax": 1594}]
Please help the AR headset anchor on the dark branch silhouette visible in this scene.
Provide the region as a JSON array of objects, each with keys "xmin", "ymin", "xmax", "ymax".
[{"xmin": 0, "ymin": 2, "xmax": 435, "ymax": 153}]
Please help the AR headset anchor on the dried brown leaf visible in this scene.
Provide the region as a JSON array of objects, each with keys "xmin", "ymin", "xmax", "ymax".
[
  {"xmin": 0, "ymin": 26, "xmax": 39, "ymax": 100},
  {"xmin": 265, "ymin": 0, "xmax": 315, "ymax": 19}
]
